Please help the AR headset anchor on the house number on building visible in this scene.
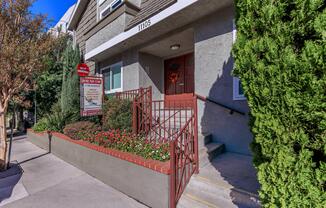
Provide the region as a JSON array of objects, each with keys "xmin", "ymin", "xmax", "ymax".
[{"xmin": 138, "ymin": 19, "xmax": 151, "ymax": 32}]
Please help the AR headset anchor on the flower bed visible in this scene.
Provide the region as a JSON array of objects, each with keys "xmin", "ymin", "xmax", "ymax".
[
  {"xmin": 27, "ymin": 129, "xmax": 171, "ymax": 208},
  {"xmin": 88, "ymin": 130, "xmax": 170, "ymax": 162}
]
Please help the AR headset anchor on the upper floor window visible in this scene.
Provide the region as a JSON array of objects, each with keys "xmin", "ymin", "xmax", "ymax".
[
  {"xmin": 102, "ymin": 62, "xmax": 123, "ymax": 94},
  {"xmin": 99, "ymin": 0, "xmax": 124, "ymax": 20}
]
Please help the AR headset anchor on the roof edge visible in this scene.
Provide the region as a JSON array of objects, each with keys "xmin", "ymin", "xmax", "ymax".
[{"xmin": 68, "ymin": 0, "xmax": 89, "ymax": 31}]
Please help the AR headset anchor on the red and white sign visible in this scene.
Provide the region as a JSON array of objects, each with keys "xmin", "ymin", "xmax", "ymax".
[
  {"xmin": 77, "ymin": 63, "xmax": 90, "ymax": 77},
  {"xmin": 80, "ymin": 76, "xmax": 103, "ymax": 117}
]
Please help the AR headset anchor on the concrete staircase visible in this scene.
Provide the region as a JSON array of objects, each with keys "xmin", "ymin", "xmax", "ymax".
[
  {"xmin": 198, "ymin": 134, "xmax": 225, "ymax": 168},
  {"xmin": 147, "ymin": 109, "xmax": 193, "ymax": 141},
  {"xmin": 177, "ymin": 134, "xmax": 261, "ymax": 208}
]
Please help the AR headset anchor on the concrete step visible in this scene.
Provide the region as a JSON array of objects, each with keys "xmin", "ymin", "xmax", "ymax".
[
  {"xmin": 198, "ymin": 134, "xmax": 212, "ymax": 149},
  {"xmin": 178, "ymin": 192, "xmax": 224, "ymax": 208},
  {"xmin": 199, "ymin": 143, "xmax": 225, "ymax": 167},
  {"xmin": 181, "ymin": 175, "xmax": 260, "ymax": 208}
]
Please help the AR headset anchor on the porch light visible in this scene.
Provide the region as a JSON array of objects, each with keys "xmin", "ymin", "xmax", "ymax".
[{"xmin": 170, "ymin": 44, "xmax": 180, "ymax": 50}]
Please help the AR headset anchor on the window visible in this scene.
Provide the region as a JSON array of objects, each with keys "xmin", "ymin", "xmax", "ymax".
[
  {"xmin": 232, "ymin": 19, "xmax": 237, "ymax": 43},
  {"xmin": 232, "ymin": 19, "xmax": 245, "ymax": 100},
  {"xmin": 99, "ymin": 0, "xmax": 124, "ymax": 20},
  {"xmin": 233, "ymin": 77, "xmax": 246, "ymax": 100},
  {"xmin": 102, "ymin": 62, "xmax": 123, "ymax": 94}
]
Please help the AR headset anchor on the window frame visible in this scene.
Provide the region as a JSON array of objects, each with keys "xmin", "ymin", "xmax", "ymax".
[
  {"xmin": 232, "ymin": 19, "xmax": 246, "ymax": 101},
  {"xmin": 98, "ymin": 0, "xmax": 106, "ymax": 6},
  {"xmin": 233, "ymin": 77, "xmax": 246, "ymax": 101},
  {"xmin": 99, "ymin": 3, "xmax": 111, "ymax": 20},
  {"xmin": 101, "ymin": 62, "xmax": 123, "ymax": 94},
  {"xmin": 98, "ymin": 0, "xmax": 124, "ymax": 21}
]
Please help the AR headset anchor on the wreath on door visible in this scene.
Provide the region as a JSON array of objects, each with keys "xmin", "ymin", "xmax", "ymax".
[{"xmin": 169, "ymin": 72, "xmax": 179, "ymax": 83}]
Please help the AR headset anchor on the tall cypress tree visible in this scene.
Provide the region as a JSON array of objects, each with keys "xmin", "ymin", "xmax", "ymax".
[
  {"xmin": 61, "ymin": 41, "xmax": 81, "ymax": 118},
  {"xmin": 233, "ymin": 0, "xmax": 325, "ymax": 207}
]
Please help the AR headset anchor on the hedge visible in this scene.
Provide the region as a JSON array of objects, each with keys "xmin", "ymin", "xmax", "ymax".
[
  {"xmin": 102, "ymin": 97, "xmax": 132, "ymax": 132},
  {"xmin": 233, "ymin": 0, "xmax": 325, "ymax": 207}
]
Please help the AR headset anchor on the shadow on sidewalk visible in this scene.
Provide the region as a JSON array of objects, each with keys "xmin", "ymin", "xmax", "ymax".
[
  {"xmin": 19, "ymin": 153, "xmax": 50, "ymax": 165},
  {"xmin": 0, "ymin": 163, "xmax": 23, "ymax": 203}
]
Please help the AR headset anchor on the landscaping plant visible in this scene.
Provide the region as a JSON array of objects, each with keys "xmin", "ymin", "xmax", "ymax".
[
  {"xmin": 233, "ymin": 0, "xmax": 325, "ymax": 207},
  {"xmin": 32, "ymin": 117, "xmax": 49, "ymax": 133},
  {"xmin": 63, "ymin": 121, "xmax": 101, "ymax": 140},
  {"xmin": 103, "ymin": 98, "xmax": 132, "ymax": 132},
  {"xmin": 90, "ymin": 130, "xmax": 170, "ymax": 162},
  {"xmin": 35, "ymin": 35, "xmax": 71, "ymax": 118},
  {"xmin": 61, "ymin": 41, "xmax": 81, "ymax": 120},
  {"xmin": 33, "ymin": 102, "xmax": 76, "ymax": 133}
]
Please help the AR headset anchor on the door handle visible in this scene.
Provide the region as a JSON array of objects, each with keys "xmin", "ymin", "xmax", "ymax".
[{"xmin": 179, "ymin": 83, "xmax": 185, "ymax": 86}]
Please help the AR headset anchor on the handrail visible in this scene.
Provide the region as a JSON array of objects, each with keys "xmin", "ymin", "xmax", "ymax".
[{"xmin": 195, "ymin": 94, "xmax": 246, "ymax": 116}]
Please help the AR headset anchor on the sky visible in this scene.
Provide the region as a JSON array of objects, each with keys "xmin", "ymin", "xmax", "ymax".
[{"xmin": 30, "ymin": 0, "xmax": 77, "ymax": 27}]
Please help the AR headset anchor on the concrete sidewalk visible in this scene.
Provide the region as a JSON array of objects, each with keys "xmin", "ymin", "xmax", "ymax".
[{"xmin": 0, "ymin": 136, "xmax": 147, "ymax": 208}]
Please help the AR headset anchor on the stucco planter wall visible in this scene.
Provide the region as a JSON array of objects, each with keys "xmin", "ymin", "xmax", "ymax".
[{"xmin": 27, "ymin": 130, "xmax": 171, "ymax": 208}]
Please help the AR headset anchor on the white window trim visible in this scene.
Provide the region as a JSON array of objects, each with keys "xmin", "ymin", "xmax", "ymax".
[
  {"xmin": 98, "ymin": 0, "xmax": 106, "ymax": 6},
  {"xmin": 102, "ymin": 62, "xmax": 123, "ymax": 94},
  {"xmin": 232, "ymin": 19, "xmax": 237, "ymax": 43},
  {"xmin": 99, "ymin": 3, "xmax": 111, "ymax": 20},
  {"xmin": 98, "ymin": 0, "xmax": 124, "ymax": 21},
  {"xmin": 233, "ymin": 77, "xmax": 246, "ymax": 101}
]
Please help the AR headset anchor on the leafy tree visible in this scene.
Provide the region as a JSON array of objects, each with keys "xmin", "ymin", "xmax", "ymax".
[
  {"xmin": 35, "ymin": 35, "xmax": 70, "ymax": 118},
  {"xmin": 0, "ymin": 0, "xmax": 53, "ymax": 170},
  {"xmin": 233, "ymin": 0, "xmax": 325, "ymax": 207}
]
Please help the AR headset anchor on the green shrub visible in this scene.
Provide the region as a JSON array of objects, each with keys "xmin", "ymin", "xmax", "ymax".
[
  {"xmin": 233, "ymin": 0, "xmax": 325, "ymax": 207},
  {"xmin": 63, "ymin": 121, "xmax": 101, "ymax": 140},
  {"xmin": 44, "ymin": 111, "xmax": 67, "ymax": 132},
  {"xmin": 33, "ymin": 102, "xmax": 78, "ymax": 133},
  {"xmin": 103, "ymin": 97, "xmax": 132, "ymax": 132},
  {"xmin": 32, "ymin": 118, "xmax": 48, "ymax": 132}
]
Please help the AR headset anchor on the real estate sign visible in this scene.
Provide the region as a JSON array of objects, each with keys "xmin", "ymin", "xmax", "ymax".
[{"xmin": 80, "ymin": 76, "xmax": 103, "ymax": 117}]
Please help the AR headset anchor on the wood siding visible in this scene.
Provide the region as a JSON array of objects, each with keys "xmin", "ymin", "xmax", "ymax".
[
  {"xmin": 126, "ymin": 0, "xmax": 177, "ymax": 30},
  {"xmin": 76, "ymin": 0, "xmax": 97, "ymax": 73}
]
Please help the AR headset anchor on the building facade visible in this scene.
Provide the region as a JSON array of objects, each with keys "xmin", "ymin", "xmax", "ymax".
[
  {"xmin": 49, "ymin": 4, "xmax": 76, "ymax": 36},
  {"xmin": 68, "ymin": 0, "xmax": 253, "ymax": 155}
]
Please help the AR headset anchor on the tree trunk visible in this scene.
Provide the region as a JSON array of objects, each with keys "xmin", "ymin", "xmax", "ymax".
[{"xmin": 0, "ymin": 109, "xmax": 8, "ymax": 170}]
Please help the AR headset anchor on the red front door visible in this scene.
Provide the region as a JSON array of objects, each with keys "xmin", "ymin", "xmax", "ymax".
[{"xmin": 164, "ymin": 53, "xmax": 194, "ymax": 104}]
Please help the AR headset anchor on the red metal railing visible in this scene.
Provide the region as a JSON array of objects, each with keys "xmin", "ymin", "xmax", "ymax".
[
  {"xmin": 116, "ymin": 87, "xmax": 152, "ymax": 135},
  {"xmin": 134, "ymin": 97, "xmax": 198, "ymax": 208},
  {"xmin": 169, "ymin": 98, "xmax": 198, "ymax": 208},
  {"xmin": 116, "ymin": 88, "xmax": 198, "ymax": 208},
  {"xmin": 134, "ymin": 99, "xmax": 195, "ymax": 144},
  {"xmin": 115, "ymin": 88, "xmax": 145, "ymax": 101},
  {"xmin": 132, "ymin": 87, "xmax": 152, "ymax": 135}
]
